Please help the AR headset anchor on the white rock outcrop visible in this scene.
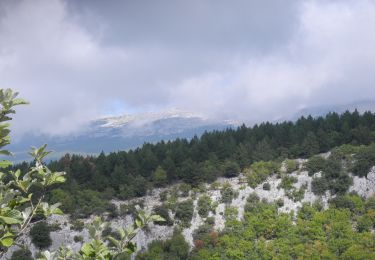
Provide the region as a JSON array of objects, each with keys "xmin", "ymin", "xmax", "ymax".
[{"xmin": 6, "ymin": 163, "xmax": 375, "ymax": 258}]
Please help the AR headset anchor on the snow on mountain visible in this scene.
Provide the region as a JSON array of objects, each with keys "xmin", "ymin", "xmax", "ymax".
[{"xmin": 9, "ymin": 109, "xmax": 237, "ymax": 161}]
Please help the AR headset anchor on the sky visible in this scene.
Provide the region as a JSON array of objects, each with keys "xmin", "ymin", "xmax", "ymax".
[{"xmin": 1, "ymin": 0, "xmax": 375, "ymax": 137}]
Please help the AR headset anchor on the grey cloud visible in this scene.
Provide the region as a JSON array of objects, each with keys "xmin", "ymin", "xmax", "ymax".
[{"xmin": 0, "ymin": 0, "xmax": 374, "ymax": 138}]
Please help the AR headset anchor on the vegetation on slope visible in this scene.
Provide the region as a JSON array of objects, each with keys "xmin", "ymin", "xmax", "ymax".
[
  {"xmin": 11, "ymin": 110, "xmax": 375, "ymax": 218},
  {"xmin": 138, "ymin": 194, "xmax": 375, "ymax": 259}
]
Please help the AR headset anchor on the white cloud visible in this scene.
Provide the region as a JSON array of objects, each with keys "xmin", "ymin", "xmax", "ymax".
[
  {"xmin": 0, "ymin": 0, "xmax": 374, "ymax": 138},
  {"xmin": 168, "ymin": 0, "xmax": 375, "ymax": 122}
]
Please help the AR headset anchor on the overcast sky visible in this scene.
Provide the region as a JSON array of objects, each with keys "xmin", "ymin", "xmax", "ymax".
[{"xmin": 1, "ymin": 0, "xmax": 375, "ymax": 137}]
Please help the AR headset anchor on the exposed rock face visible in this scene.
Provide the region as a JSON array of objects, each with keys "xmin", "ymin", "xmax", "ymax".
[
  {"xmin": 6, "ymin": 164, "xmax": 375, "ymax": 258},
  {"xmin": 349, "ymin": 166, "xmax": 375, "ymax": 198}
]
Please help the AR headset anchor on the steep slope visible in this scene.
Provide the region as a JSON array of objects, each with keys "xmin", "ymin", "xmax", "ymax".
[{"xmin": 7, "ymin": 157, "xmax": 375, "ymax": 258}]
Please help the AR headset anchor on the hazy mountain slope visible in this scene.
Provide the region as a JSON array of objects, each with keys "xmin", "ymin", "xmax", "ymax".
[{"xmin": 9, "ymin": 110, "xmax": 237, "ymax": 161}]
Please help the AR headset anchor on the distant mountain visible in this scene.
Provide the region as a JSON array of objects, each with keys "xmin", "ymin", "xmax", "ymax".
[
  {"xmin": 9, "ymin": 109, "xmax": 238, "ymax": 162},
  {"xmin": 291, "ymin": 100, "xmax": 375, "ymax": 120}
]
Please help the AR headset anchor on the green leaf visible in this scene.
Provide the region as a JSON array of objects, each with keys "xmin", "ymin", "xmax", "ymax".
[
  {"xmin": 0, "ymin": 160, "xmax": 12, "ymax": 168},
  {"xmin": 151, "ymin": 215, "xmax": 165, "ymax": 222},
  {"xmin": 135, "ymin": 218, "xmax": 142, "ymax": 228},
  {"xmin": 107, "ymin": 236, "xmax": 119, "ymax": 247},
  {"xmin": 0, "ymin": 215, "xmax": 22, "ymax": 224},
  {"xmin": 80, "ymin": 243, "xmax": 94, "ymax": 256},
  {"xmin": 0, "ymin": 150, "xmax": 12, "ymax": 156},
  {"xmin": 0, "ymin": 209, "xmax": 23, "ymax": 224},
  {"xmin": 1, "ymin": 237, "xmax": 13, "ymax": 247},
  {"xmin": 12, "ymin": 98, "xmax": 29, "ymax": 106}
]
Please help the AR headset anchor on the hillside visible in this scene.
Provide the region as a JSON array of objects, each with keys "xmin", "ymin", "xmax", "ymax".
[
  {"xmin": 7, "ymin": 150, "xmax": 375, "ymax": 259},
  {"xmin": 6, "ymin": 110, "xmax": 375, "ymax": 259}
]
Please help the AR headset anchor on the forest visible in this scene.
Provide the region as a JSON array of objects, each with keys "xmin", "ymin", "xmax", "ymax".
[{"xmin": 13, "ymin": 110, "xmax": 375, "ymax": 218}]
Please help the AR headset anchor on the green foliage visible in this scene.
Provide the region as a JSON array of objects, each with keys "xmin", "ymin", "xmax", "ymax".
[
  {"xmin": 329, "ymin": 194, "xmax": 365, "ymax": 214},
  {"xmin": 153, "ymin": 166, "xmax": 168, "ymax": 187},
  {"xmin": 262, "ymin": 182, "xmax": 271, "ymax": 191},
  {"xmin": 153, "ymin": 205, "xmax": 173, "ymax": 226},
  {"xmin": 0, "ymin": 89, "xmax": 65, "ymax": 257},
  {"xmin": 301, "ymin": 131, "xmax": 320, "ymax": 157},
  {"xmin": 30, "ymin": 222, "xmax": 52, "ymax": 249},
  {"xmin": 223, "ymin": 160, "xmax": 240, "ymax": 178},
  {"xmin": 197, "ymin": 194, "xmax": 213, "ymax": 218},
  {"xmin": 311, "ymin": 176, "xmax": 329, "ymax": 195},
  {"xmin": 0, "ymin": 88, "xmax": 165, "ymax": 259},
  {"xmin": 159, "ymin": 190, "xmax": 168, "ymax": 202},
  {"xmin": 73, "ymin": 235, "xmax": 83, "ymax": 243},
  {"xmin": 174, "ymin": 199, "xmax": 194, "ymax": 228},
  {"xmin": 351, "ymin": 143, "xmax": 375, "ymax": 177},
  {"xmin": 136, "ymin": 230, "xmax": 189, "ymax": 260},
  {"xmin": 286, "ymin": 184, "xmax": 306, "ymax": 202},
  {"xmin": 11, "ymin": 109, "xmax": 375, "ymax": 217},
  {"xmin": 308, "ymin": 155, "xmax": 353, "ymax": 196},
  {"xmin": 10, "ymin": 248, "xmax": 33, "ymax": 260},
  {"xmin": 285, "ymin": 159, "xmax": 298, "ymax": 173},
  {"xmin": 220, "ymin": 182, "xmax": 238, "ymax": 204},
  {"xmin": 178, "ymin": 183, "xmax": 191, "ymax": 197},
  {"xmin": 305, "ymin": 155, "xmax": 326, "ymax": 176},
  {"xmin": 192, "ymin": 221, "xmax": 215, "ymax": 246},
  {"xmin": 331, "ymin": 144, "xmax": 361, "ymax": 160},
  {"xmin": 39, "ymin": 210, "xmax": 164, "ymax": 260},
  {"xmin": 189, "ymin": 196, "xmax": 375, "ymax": 260},
  {"xmin": 245, "ymin": 161, "xmax": 280, "ymax": 188},
  {"xmin": 70, "ymin": 219, "xmax": 84, "ymax": 231},
  {"xmin": 278, "ymin": 176, "xmax": 297, "ymax": 191}
]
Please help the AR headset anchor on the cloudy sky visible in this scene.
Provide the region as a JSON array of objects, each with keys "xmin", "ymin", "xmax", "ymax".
[{"xmin": 1, "ymin": 0, "xmax": 375, "ymax": 137}]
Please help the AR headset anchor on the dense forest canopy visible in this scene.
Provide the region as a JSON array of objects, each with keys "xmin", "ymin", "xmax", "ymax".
[{"xmin": 14, "ymin": 110, "xmax": 375, "ymax": 217}]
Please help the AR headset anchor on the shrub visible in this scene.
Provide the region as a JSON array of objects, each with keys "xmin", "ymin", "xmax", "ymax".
[
  {"xmin": 205, "ymin": 217, "xmax": 215, "ymax": 225},
  {"xmin": 286, "ymin": 185, "xmax": 306, "ymax": 202},
  {"xmin": 305, "ymin": 156, "xmax": 326, "ymax": 176},
  {"xmin": 106, "ymin": 203, "xmax": 119, "ymax": 219},
  {"xmin": 331, "ymin": 144, "xmax": 360, "ymax": 160},
  {"xmin": 74, "ymin": 235, "xmax": 83, "ymax": 243},
  {"xmin": 119, "ymin": 201, "xmax": 144, "ymax": 217},
  {"xmin": 137, "ymin": 230, "xmax": 190, "ymax": 259},
  {"xmin": 209, "ymin": 182, "xmax": 221, "ymax": 190},
  {"xmin": 153, "ymin": 166, "xmax": 168, "ymax": 187},
  {"xmin": 357, "ymin": 215, "xmax": 373, "ymax": 232},
  {"xmin": 10, "ymin": 248, "xmax": 33, "ymax": 260},
  {"xmin": 193, "ymin": 222, "xmax": 214, "ymax": 242},
  {"xmin": 285, "ymin": 159, "xmax": 298, "ymax": 173},
  {"xmin": 30, "ymin": 222, "xmax": 52, "ymax": 249},
  {"xmin": 311, "ymin": 177, "xmax": 329, "ymax": 195},
  {"xmin": 276, "ymin": 198, "xmax": 284, "ymax": 207},
  {"xmin": 330, "ymin": 194, "xmax": 365, "ymax": 214},
  {"xmin": 279, "ymin": 176, "xmax": 297, "ymax": 191},
  {"xmin": 244, "ymin": 193, "xmax": 261, "ymax": 213},
  {"xmin": 175, "ymin": 200, "xmax": 194, "ymax": 227},
  {"xmin": 159, "ymin": 190, "xmax": 168, "ymax": 201},
  {"xmin": 263, "ymin": 182, "xmax": 271, "ymax": 191},
  {"xmin": 220, "ymin": 182, "xmax": 238, "ymax": 204},
  {"xmin": 351, "ymin": 144, "xmax": 375, "ymax": 177},
  {"xmin": 179, "ymin": 183, "xmax": 191, "ymax": 197},
  {"xmin": 153, "ymin": 205, "xmax": 173, "ymax": 226},
  {"xmin": 298, "ymin": 203, "xmax": 316, "ymax": 220},
  {"xmin": 328, "ymin": 173, "xmax": 353, "ymax": 195},
  {"xmin": 198, "ymin": 194, "xmax": 212, "ymax": 218},
  {"xmin": 71, "ymin": 219, "xmax": 84, "ymax": 231},
  {"xmin": 223, "ymin": 160, "xmax": 240, "ymax": 178},
  {"xmin": 245, "ymin": 161, "xmax": 280, "ymax": 188}
]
